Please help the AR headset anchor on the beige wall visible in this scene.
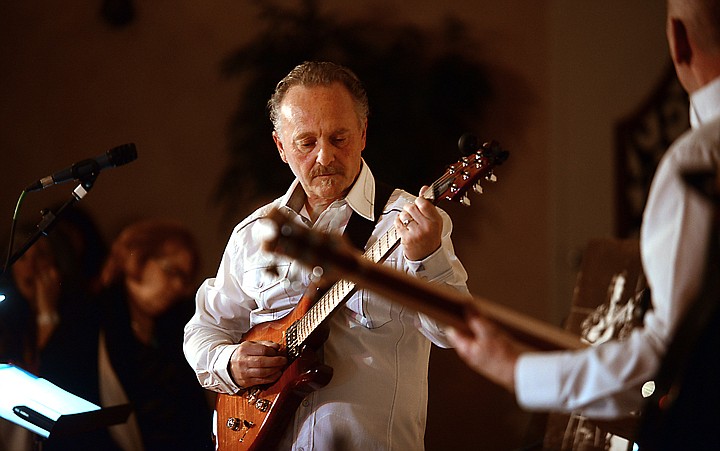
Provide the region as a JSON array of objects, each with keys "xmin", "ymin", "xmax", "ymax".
[
  {"xmin": 0, "ymin": 1, "xmax": 669, "ymax": 448},
  {"xmin": 548, "ymin": 1, "xmax": 669, "ymax": 325}
]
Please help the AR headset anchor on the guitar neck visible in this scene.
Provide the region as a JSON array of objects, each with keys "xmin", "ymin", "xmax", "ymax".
[{"xmin": 346, "ymin": 237, "xmax": 584, "ymax": 351}]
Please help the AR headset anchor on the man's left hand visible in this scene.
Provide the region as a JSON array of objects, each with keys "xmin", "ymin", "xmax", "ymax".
[{"xmin": 395, "ymin": 186, "xmax": 443, "ymax": 261}]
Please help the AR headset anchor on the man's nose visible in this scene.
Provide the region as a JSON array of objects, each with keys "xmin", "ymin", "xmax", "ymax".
[{"xmin": 316, "ymin": 139, "xmax": 335, "ymax": 166}]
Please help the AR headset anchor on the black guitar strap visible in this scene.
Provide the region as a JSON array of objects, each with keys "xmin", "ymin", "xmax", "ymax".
[{"xmin": 344, "ymin": 181, "xmax": 394, "ymax": 252}]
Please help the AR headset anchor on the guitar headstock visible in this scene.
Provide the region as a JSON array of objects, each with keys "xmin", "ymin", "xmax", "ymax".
[{"xmin": 429, "ymin": 139, "xmax": 509, "ymax": 206}]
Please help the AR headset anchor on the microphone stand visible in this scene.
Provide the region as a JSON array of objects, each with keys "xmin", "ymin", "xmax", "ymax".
[
  {"xmin": 1, "ymin": 174, "xmax": 97, "ymax": 451},
  {"xmin": 3, "ymin": 174, "xmax": 98, "ymax": 274}
]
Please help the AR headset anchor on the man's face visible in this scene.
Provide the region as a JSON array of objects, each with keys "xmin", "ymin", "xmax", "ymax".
[{"xmin": 273, "ymin": 83, "xmax": 366, "ymax": 207}]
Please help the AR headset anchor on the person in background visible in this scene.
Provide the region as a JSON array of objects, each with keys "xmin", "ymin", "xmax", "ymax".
[
  {"xmin": 0, "ymin": 207, "xmax": 106, "ymax": 370},
  {"xmin": 0, "ymin": 208, "xmax": 104, "ymax": 451},
  {"xmin": 447, "ymin": 0, "xmax": 720, "ymax": 431},
  {"xmin": 93, "ymin": 218, "xmax": 212, "ymax": 451},
  {"xmin": 40, "ymin": 218, "xmax": 213, "ymax": 451}
]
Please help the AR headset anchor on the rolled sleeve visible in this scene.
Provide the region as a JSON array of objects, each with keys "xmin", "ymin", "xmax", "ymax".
[{"xmin": 212, "ymin": 344, "xmax": 244, "ymax": 393}]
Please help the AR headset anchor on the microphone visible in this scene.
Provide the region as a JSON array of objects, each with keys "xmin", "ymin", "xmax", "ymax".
[{"xmin": 25, "ymin": 143, "xmax": 137, "ymax": 192}]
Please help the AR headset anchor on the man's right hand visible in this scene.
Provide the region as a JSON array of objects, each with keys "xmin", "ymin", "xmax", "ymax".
[
  {"xmin": 229, "ymin": 340, "xmax": 288, "ymax": 389},
  {"xmin": 447, "ymin": 309, "xmax": 529, "ymax": 393}
]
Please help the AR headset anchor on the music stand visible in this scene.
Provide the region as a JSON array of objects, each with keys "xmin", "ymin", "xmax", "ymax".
[{"xmin": 0, "ymin": 363, "xmax": 131, "ymax": 442}]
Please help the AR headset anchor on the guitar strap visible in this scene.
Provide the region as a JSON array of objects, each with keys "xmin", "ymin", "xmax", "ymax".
[{"xmin": 344, "ymin": 181, "xmax": 394, "ymax": 252}]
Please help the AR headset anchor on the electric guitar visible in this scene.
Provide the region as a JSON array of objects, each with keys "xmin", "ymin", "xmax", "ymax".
[{"xmin": 215, "ymin": 141, "xmax": 510, "ymax": 450}]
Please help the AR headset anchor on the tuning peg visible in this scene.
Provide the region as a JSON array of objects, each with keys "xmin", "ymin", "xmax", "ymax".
[
  {"xmin": 485, "ymin": 173, "xmax": 497, "ymax": 182},
  {"xmin": 460, "ymin": 195, "xmax": 471, "ymax": 206},
  {"xmin": 473, "ymin": 183, "xmax": 483, "ymax": 194}
]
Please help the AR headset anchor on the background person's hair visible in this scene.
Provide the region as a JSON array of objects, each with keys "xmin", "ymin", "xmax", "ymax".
[{"xmin": 100, "ymin": 219, "xmax": 200, "ymax": 287}]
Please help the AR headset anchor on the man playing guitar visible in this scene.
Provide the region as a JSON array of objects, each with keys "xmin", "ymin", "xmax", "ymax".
[{"xmin": 183, "ymin": 61, "xmax": 469, "ymax": 450}]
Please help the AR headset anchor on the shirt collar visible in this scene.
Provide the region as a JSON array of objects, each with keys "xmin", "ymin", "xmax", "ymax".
[
  {"xmin": 344, "ymin": 160, "xmax": 376, "ymax": 221},
  {"xmin": 689, "ymin": 76, "xmax": 720, "ymax": 129},
  {"xmin": 278, "ymin": 158, "xmax": 377, "ymax": 221}
]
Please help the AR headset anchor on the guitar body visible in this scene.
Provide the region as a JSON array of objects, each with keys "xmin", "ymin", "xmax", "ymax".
[{"xmin": 215, "ymin": 292, "xmax": 333, "ymax": 451}]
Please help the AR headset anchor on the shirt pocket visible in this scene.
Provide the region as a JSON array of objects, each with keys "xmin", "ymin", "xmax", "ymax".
[
  {"xmin": 355, "ymin": 290, "xmax": 393, "ymax": 329},
  {"xmin": 240, "ymin": 260, "xmax": 293, "ymax": 311},
  {"xmin": 345, "ymin": 256, "xmax": 398, "ymax": 329}
]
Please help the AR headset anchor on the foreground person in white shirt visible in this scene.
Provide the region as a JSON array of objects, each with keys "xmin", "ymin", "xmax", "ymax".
[
  {"xmin": 183, "ymin": 61, "xmax": 468, "ymax": 450},
  {"xmin": 448, "ymin": 0, "xmax": 720, "ymax": 421}
]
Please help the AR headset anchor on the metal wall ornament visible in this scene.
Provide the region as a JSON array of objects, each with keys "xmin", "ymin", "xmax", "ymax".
[{"xmin": 614, "ymin": 63, "xmax": 690, "ymax": 238}]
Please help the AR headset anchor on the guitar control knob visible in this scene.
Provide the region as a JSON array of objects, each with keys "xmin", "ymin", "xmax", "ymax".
[
  {"xmin": 255, "ymin": 399, "xmax": 271, "ymax": 412},
  {"xmin": 227, "ymin": 417, "xmax": 242, "ymax": 431}
]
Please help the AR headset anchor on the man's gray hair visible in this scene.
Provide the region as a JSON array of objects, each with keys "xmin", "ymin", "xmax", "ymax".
[{"xmin": 268, "ymin": 61, "xmax": 369, "ymax": 131}]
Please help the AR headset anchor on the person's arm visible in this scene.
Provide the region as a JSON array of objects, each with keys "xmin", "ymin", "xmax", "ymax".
[
  {"xmin": 447, "ymin": 309, "xmax": 529, "ymax": 393},
  {"xmin": 447, "ymin": 304, "xmax": 667, "ymax": 417},
  {"xmin": 447, "ymin": 143, "xmax": 715, "ymax": 417},
  {"xmin": 183, "ymin": 227, "xmax": 287, "ymax": 393},
  {"xmin": 396, "ymin": 189, "xmax": 470, "ymax": 346},
  {"xmin": 33, "ymin": 264, "xmax": 61, "ymax": 350}
]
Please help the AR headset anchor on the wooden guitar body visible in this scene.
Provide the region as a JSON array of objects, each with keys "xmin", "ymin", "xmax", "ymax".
[{"xmin": 215, "ymin": 292, "xmax": 333, "ymax": 451}]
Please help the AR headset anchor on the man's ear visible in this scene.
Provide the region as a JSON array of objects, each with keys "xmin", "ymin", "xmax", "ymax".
[
  {"xmin": 360, "ymin": 119, "xmax": 368, "ymax": 152},
  {"xmin": 273, "ymin": 131, "xmax": 288, "ymax": 163},
  {"xmin": 669, "ymin": 18, "xmax": 693, "ymax": 65}
]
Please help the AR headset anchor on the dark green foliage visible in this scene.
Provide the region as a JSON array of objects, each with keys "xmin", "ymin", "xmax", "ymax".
[{"xmin": 215, "ymin": 0, "xmax": 491, "ymax": 221}]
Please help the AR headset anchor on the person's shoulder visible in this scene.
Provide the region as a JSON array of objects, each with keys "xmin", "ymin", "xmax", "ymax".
[
  {"xmin": 667, "ymin": 117, "xmax": 720, "ymax": 167},
  {"xmin": 694, "ymin": 114, "xmax": 720, "ymax": 148},
  {"xmin": 232, "ymin": 198, "xmax": 283, "ymax": 233}
]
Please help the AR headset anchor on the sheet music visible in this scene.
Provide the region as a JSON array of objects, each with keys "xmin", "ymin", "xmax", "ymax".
[{"xmin": 0, "ymin": 363, "xmax": 100, "ymax": 438}]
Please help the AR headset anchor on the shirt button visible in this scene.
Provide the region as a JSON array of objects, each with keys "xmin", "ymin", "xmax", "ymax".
[{"xmin": 302, "ymin": 399, "xmax": 309, "ymax": 407}]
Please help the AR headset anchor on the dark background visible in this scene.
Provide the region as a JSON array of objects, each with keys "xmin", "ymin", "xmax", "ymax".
[{"xmin": 0, "ymin": 1, "xmax": 669, "ymax": 449}]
